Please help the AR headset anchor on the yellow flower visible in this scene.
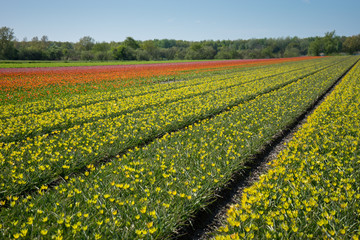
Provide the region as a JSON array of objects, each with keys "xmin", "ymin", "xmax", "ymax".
[
  {"xmin": 219, "ymin": 225, "xmax": 229, "ymax": 233},
  {"xmin": 240, "ymin": 214, "xmax": 248, "ymax": 222},
  {"xmin": 27, "ymin": 217, "xmax": 34, "ymax": 225},
  {"xmin": 281, "ymin": 223, "xmax": 289, "ymax": 231},
  {"xmin": 140, "ymin": 206, "xmax": 147, "ymax": 213},
  {"xmin": 317, "ymin": 219, "xmax": 328, "ymax": 227},
  {"xmin": 146, "ymin": 222, "xmax": 153, "ymax": 229},
  {"xmin": 230, "ymin": 233, "xmax": 240, "ymax": 239},
  {"xmin": 20, "ymin": 229, "xmax": 28, "ymax": 237},
  {"xmin": 149, "ymin": 227, "xmax": 157, "ymax": 234}
]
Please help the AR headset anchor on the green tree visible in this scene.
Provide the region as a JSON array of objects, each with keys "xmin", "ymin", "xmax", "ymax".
[
  {"xmin": 135, "ymin": 48, "xmax": 151, "ymax": 61},
  {"xmin": 92, "ymin": 42, "xmax": 110, "ymax": 52},
  {"xmin": 40, "ymin": 35, "xmax": 49, "ymax": 50},
  {"xmin": 215, "ymin": 47, "xmax": 240, "ymax": 59},
  {"xmin": 141, "ymin": 40, "xmax": 160, "ymax": 59},
  {"xmin": 185, "ymin": 43, "xmax": 215, "ymax": 60},
  {"xmin": 159, "ymin": 47, "xmax": 177, "ymax": 60},
  {"xmin": 59, "ymin": 42, "xmax": 76, "ymax": 60},
  {"xmin": 343, "ymin": 34, "xmax": 360, "ymax": 54},
  {"xmin": 299, "ymin": 38, "xmax": 311, "ymax": 55},
  {"xmin": 0, "ymin": 26, "xmax": 17, "ymax": 59},
  {"xmin": 308, "ymin": 37, "xmax": 323, "ymax": 56},
  {"xmin": 123, "ymin": 37, "xmax": 140, "ymax": 49},
  {"xmin": 308, "ymin": 31, "xmax": 341, "ymax": 56},
  {"xmin": 284, "ymin": 46, "xmax": 300, "ymax": 57},
  {"xmin": 112, "ymin": 45, "xmax": 136, "ymax": 60},
  {"xmin": 47, "ymin": 43, "xmax": 63, "ymax": 60},
  {"xmin": 77, "ymin": 36, "xmax": 95, "ymax": 51},
  {"xmin": 260, "ymin": 46, "xmax": 274, "ymax": 58},
  {"xmin": 323, "ymin": 31, "xmax": 340, "ymax": 54},
  {"xmin": 80, "ymin": 51, "xmax": 94, "ymax": 61}
]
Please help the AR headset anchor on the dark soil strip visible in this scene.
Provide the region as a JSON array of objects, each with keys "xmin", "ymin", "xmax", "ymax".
[{"xmin": 173, "ymin": 58, "xmax": 359, "ymax": 240}]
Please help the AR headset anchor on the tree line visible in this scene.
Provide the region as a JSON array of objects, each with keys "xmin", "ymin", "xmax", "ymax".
[{"xmin": 1, "ymin": 27, "xmax": 360, "ymax": 61}]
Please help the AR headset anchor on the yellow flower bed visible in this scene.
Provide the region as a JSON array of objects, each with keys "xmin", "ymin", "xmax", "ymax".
[
  {"xmin": 0, "ymin": 57, "xmax": 348, "ymax": 198},
  {"xmin": 0, "ymin": 58, "xmax": 328, "ymax": 142},
  {"xmin": 213, "ymin": 60, "xmax": 360, "ymax": 239},
  {"xmin": 0, "ymin": 57, "xmax": 358, "ymax": 239}
]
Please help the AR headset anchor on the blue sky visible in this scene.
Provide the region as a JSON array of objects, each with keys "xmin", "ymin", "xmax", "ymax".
[{"xmin": 1, "ymin": 0, "xmax": 359, "ymax": 43}]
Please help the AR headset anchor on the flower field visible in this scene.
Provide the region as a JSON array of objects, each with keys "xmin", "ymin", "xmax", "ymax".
[
  {"xmin": 0, "ymin": 57, "xmax": 316, "ymax": 104},
  {"xmin": 0, "ymin": 56, "xmax": 359, "ymax": 239},
  {"xmin": 213, "ymin": 59, "xmax": 360, "ymax": 240}
]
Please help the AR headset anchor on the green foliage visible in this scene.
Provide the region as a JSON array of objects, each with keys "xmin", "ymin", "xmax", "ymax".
[
  {"xmin": 80, "ymin": 51, "xmax": 94, "ymax": 61},
  {"xmin": 309, "ymin": 31, "xmax": 343, "ymax": 56},
  {"xmin": 323, "ymin": 31, "xmax": 341, "ymax": 54},
  {"xmin": 343, "ymin": 34, "xmax": 360, "ymax": 54},
  {"xmin": 112, "ymin": 45, "xmax": 136, "ymax": 60},
  {"xmin": 185, "ymin": 43, "xmax": 216, "ymax": 60},
  {"xmin": 284, "ymin": 47, "xmax": 300, "ymax": 57},
  {"xmin": 76, "ymin": 36, "xmax": 95, "ymax": 51},
  {"xmin": 123, "ymin": 36, "xmax": 140, "ymax": 49},
  {"xmin": 1, "ymin": 26, "xmax": 359, "ymax": 61},
  {"xmin": 308, "ymin": 37, "xmax": 323, "ymax": 56},
  {"xmin": 215, "ymin": 47, "xmax": 240, "ymax": 59},
  {"xmin": 0, "ymin": 26, "xmax": 17, "ymax": 59}
]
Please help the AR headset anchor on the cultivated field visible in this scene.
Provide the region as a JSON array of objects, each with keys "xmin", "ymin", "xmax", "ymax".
[
  {"xmin": 0, "ymin": 56, "xmax": 359, "ymax": 239},
  {"xmin": 212, "ymin": 58, "xmax": 360, "ymax": 240}
]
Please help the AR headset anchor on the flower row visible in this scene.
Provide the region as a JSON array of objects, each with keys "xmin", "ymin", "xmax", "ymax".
[{"xmin": 212, "ymin": 58, "xmax": 360, "ymax": 239}]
